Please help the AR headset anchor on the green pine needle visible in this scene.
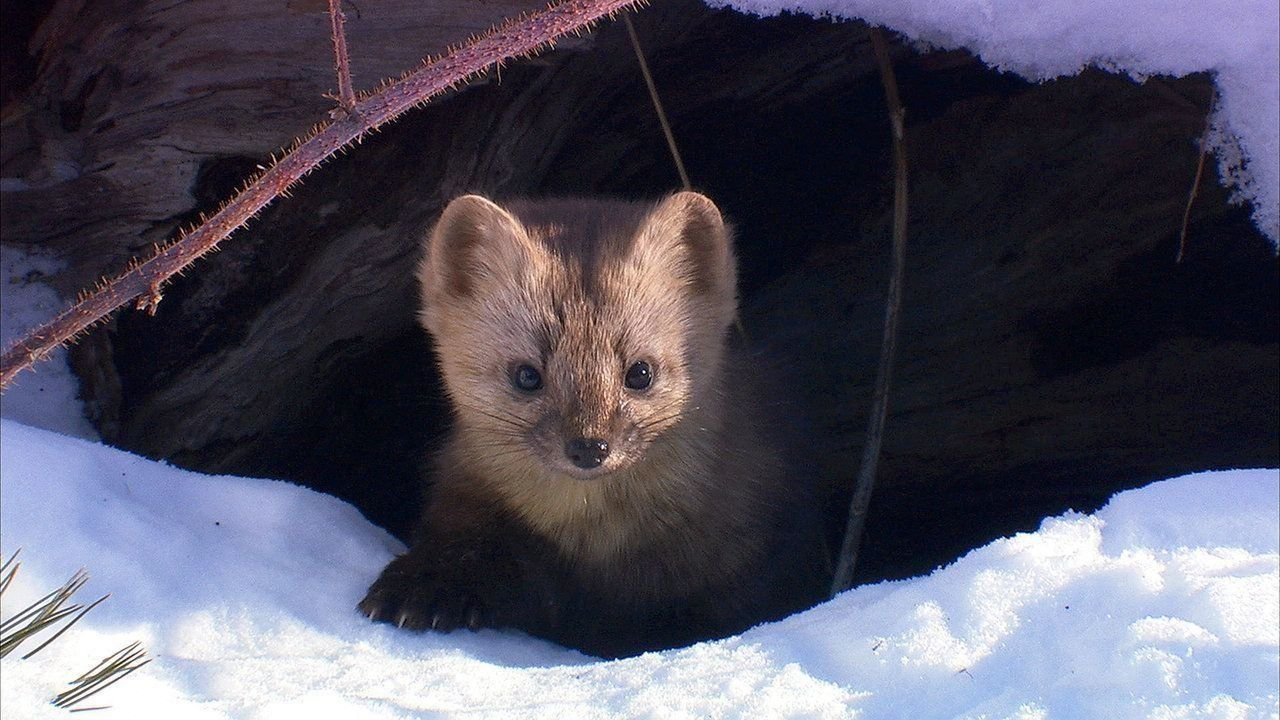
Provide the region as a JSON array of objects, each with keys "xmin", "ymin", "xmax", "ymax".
[
  {"xmin": 0, "ymin": 550, "xmax": 150, "ymax": 711},
  {"xmin": 53, "ymin": 641, "xmax": 152, "ymax": 709}
]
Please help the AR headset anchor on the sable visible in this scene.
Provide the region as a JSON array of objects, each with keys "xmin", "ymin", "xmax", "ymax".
[{"xmin": 359, "ymin": 193, "xmax": 828, "ymax": 657}]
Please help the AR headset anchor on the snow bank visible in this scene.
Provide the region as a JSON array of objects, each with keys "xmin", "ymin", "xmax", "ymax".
[
  {"xmin": 1, "ymin": 2, "xmax": 1277, "ymax": 716},
  {"xmin": 2, "ymin": 419, "xmax": 1276, "ymax": 718},
  {"xmin": 714, "ymin": 0, "xmax": 1280, "ymax": 245}
]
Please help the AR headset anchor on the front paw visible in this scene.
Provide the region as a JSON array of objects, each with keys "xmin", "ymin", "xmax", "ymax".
[
  {"xmin": 358, "ymin": 526, "xmax": 562, "ymax": 637},
  {"xmin": 358, "ymin": 554, "xmax": 491, "ymax": 632},
  {"xmin": 359, "ymin": 583, "xmax": 489, "ymax": 632}
]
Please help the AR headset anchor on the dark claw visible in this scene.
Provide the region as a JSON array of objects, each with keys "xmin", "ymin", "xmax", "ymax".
[{"xmin": 359, "ymin": 549, "xmax": 514, "ymax": 636}]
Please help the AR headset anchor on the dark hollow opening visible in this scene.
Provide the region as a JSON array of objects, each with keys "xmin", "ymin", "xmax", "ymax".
[{"xmin": 61, "ymin": 3, "xmax": 1278, "ymax": 593}]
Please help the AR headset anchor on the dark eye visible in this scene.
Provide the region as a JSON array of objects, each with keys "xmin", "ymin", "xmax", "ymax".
[
  {"xmin": 512, "ymin": 364, "xmax": 543, "ymax": 392},
  {"xmin": 624, "ymin": 360, "xmax": 653, "ymax": 391}
]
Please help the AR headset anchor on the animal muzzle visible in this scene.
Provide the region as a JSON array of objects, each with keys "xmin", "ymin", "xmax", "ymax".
[{"xmin": 564, "ymin": 437, "xmax": 610, "ymax": 470}]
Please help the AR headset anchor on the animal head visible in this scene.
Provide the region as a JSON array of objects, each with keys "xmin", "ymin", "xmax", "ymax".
[{"xmin": 419, "ymin": 192, "xmax": 737, "ymax": 482}]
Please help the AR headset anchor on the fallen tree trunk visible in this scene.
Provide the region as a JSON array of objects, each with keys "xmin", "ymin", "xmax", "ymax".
[{"xmin": 3, "ymin": 0, "xmax": 1275, "ymax": 584}]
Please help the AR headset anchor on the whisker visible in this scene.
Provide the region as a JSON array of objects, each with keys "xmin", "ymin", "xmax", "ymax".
[
  {"xmin": 456, "ymin": 403, "xmax": 528, "ymax": 431},
  {"xmin": 637, "ymin": 409, "xmax": 685, "ymax": 430}
]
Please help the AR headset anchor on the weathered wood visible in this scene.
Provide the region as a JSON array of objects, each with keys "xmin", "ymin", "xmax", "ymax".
[
  {"xmin": 2, "ymin": 0, "xmax": 547, "ymax": 292},
  {"xmin": 3, "ymin": 0, "xmax": 1274, "ymax": 583},
  {"xmin": 746, "ymin": 69, "xmax": 1278, "ymax": 579},
  {"xmin": 3, "ymin": 0, "xmax": 653, "ymax": 387}
]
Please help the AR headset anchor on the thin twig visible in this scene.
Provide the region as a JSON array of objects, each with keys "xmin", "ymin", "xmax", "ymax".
[
  {"xmin": 1177, "ymin": 86, "xmax": 1215, "ymax": 263},
  {"xmin": 831, "ymin": 27, "xmax": 909, "ymax": 597},
  {"xmin": 327, "ymin": 0, "xmax": 357, "ymax": 112},
  {"xmin": 623, "ymin": 13, "xmax": 690, "ymax": 190},
  {"xmin": 0, "ymin": 0, "xmax": 643, "ymax": 389}
]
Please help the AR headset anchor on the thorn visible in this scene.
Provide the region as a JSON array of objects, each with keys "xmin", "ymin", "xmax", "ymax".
[{"xmin": 135, "ymin": 281, "xmax": 164, "ymax": 316}]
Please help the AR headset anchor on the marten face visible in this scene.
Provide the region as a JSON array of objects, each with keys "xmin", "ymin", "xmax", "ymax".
[
  {"xmin": 495, "ymin": 286, "xmax": 689, "ymax": 480},
  {"xmin": 418, "ymin": 193, "xmax": 737, "ymax": 483}
]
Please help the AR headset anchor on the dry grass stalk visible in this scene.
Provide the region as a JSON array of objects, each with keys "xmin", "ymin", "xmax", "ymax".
[
  {"xmin": 1177, "ymin": 87, "xmax": 1216, "ymax": 263},
  {"xmin": 831, "ymin": 26, "xmax": 910, "ymax": 596}
]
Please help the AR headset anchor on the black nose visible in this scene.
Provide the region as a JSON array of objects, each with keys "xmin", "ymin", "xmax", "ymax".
[{"xmin": 565, "ymin": 437, "xmax": 610, "ymax": 469}]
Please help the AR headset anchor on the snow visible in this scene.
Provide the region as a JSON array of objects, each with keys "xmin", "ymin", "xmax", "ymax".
[
  {"xmin": 2, "ymin": 256, "xmax": 1276, "ymax": 718},
  {"xmin": 714, "ymin": 0, "xmax": 1280, "ymax": 245},
  {"xmin": 1, "ymin": 419, "xmax": 1277, "ymax": 718},
  {"xmin": 0, "ymin": 245, "xmax": 97, "ymax": 440},
  {"xmin": 2, "ymin": 0, "xmax": 1278, "ymax": 716}
]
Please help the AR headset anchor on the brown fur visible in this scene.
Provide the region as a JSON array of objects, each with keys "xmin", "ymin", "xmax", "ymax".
[{"xmin": 359, "ymin": 192, "xmax": 829, "ymax": 657}]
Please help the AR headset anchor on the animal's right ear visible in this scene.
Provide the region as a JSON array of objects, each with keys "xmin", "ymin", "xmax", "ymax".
[{"xmin": 420, "ymin": 194, "xmax": 528, "ymax": 301}]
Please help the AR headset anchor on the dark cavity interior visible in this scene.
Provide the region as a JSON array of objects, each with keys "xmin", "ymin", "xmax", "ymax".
[{"xmin": 10, "ymin": 1, "xmax": 1270, "ymax": 591}]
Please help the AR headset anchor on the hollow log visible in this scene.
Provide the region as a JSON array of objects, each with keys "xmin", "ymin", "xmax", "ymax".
[{"xmin": 3, "ymin": 0, "xmax": 1275, "ymax": 583}]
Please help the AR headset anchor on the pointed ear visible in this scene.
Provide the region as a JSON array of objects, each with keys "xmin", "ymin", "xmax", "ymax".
[
  {"xmin": 635, "ymin": 191, "xmax": 737, "ymax": 323},
  {"xmin": 420, "ymin": 194, "xmax": 529, "ymax": 302}
]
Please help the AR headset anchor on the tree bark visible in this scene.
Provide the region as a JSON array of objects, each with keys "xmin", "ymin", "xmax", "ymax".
[{"xmin": 4, "ymin": 0, "xmax": 1274, "ymax": 582}]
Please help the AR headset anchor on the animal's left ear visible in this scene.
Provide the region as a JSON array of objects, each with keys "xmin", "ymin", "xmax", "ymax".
[{"xmin": 635, "ymin": 191, "xmax": 738, "ymax": 325}]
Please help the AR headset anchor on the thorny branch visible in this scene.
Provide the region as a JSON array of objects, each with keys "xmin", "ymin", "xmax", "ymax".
[
  {"xmin": 831, "ymin": 27, "xmax": 909, "ymax": 597},
  {"xmin": 327, "ymin": 0, "xmax": 357, "ymax": 112},
  {"xmin": 0, "ymin": 0, "xmax": 643, "ymax": 389}
]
